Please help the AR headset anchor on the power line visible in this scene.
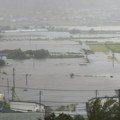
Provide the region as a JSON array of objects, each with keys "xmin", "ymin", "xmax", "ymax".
[
  {"xmin": 33, "ymin": 100, "xmax": 86, "ymax": 104},
  {"xmin": 42, "ymin": 101, "xmax": 85, "ymax": 104},
  {"xmin": 0, "ymin": 85, "xmax": 117, "ymax": 92}
]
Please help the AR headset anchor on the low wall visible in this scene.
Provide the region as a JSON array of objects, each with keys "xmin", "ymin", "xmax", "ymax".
[{"xmin": 0, "ymin": 112, "xmax": 44, "ymax": 120}]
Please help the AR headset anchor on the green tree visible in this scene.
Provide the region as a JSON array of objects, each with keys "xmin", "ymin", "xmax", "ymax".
[
  {"xmin": 88, "ymin": 28, "xmax": 96, "ymax": 34},
  {"xmin": 25, "ymin": 50, "xmax": 34, "ymax": 56},
  {"xmin": 45, "ymin": 113, "xmax": 56, "ymax": 120},
  {"xmin": 7, "ymin": 49, "xmax": 26, "ymax": 59},
  {"xmin": 0, "ymin": 59, "xmax": 5, "ymax": 66},
  {"xmin": 74, "ymin": 115, "xmax": 85, "ymax": 120},
  {"xmin": 34, "ymin": 49, "xmax": 49, "ymax": 59},
  {"xmin": 86, "ymin": 98, "xmax": 120, "ymax": 120},
  {"xmin": 69, "ymin": 29, "xmax": 80, "ymax": 34},
  {"xmin": 43, "ymin": 113, "xmax": 85, "ymax": 120},
  {"xmin": 55, "ymin": 113, "xmax": 73, "ymax": 120}
]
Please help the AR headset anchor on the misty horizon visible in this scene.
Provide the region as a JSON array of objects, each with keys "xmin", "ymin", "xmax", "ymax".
[{"xmin": 0, "ymin": 0, "xmax": 120, "ymax": 27}]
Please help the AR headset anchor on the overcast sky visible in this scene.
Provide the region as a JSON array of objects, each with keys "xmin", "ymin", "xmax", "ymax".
[
  {"xmin": 0, "ymin": 0, "xmax": 120, "ymax": 11},
  {"xmin": 0, "ymin": 0, "xmax": 120, "ymax": 19}
]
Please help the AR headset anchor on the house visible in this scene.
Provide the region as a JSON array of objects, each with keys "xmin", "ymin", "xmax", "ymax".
[{"xmin": 10, "ymin": 101, "xmax": 45, "ymax": 113}]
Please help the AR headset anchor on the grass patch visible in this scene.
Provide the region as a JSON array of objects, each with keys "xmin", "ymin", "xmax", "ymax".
[
  {"xmin": 50, "ymin": 54, "xmax": 84, "ymax": 58},
  {"xmin": 88, "ymin": 44, "xmax": 109, "ymax": 52},
  {"xmin": 87, "ymin": 41, "xmax": 120, "ymax": 52},
  {"xmin": 105, "ymin": 44, "xmax": 120, "ymax": 52}
]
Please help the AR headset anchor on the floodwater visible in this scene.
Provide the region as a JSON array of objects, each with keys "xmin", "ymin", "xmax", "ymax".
[
  {"xmin": 0, "ymin": 52, "xmax": 120, "ymax": 108},
  {"xmin": 0, "ymin": 40, "xmax": 80, "ymax": 52},
  {"xmin": 0, "ymin": 32, "xmax": 120, "ymax": 108}
]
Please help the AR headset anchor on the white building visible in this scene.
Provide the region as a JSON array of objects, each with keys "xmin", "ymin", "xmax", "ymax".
[{"xmin": 10, "ymin": 101, "xmax": 45, "ymax": 113}]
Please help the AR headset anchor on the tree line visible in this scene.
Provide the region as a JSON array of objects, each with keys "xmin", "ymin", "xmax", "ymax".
[{"xmin": 0, "ymin": 49, "xmax": 50, "ymax": 60}]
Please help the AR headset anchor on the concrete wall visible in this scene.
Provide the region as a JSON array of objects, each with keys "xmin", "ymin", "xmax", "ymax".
[{"xmin": 0, "ymin": 112, "xmax": 44, "ymax": 120}]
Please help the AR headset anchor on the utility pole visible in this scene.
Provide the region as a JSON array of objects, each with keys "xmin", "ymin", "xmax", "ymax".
[
  {"xmin": 112, "ymin": 52, "xmax": 115, "ymax": 68},
  {"xmin": 95, "ymin": 90, "xmax": 98, "ymax": 98},
  {"xmin": 33, "ymin": 56, "xmax": 35, "ymax": 68},
  {"xmin": 39, "ymin": 90, "xmax": 42, "ymax": 112},
  {"xmin": 118, "ymin": 89, "xmax": 120, "ymax": 106},
  {"xmin": 25, "ymin": 73, "xmax": 31, "ymax": 86},
  {"xmin": 7, "ymin": 78, "xmax": 9, "ymax": 100},
  {"xmin": 24, "ymin": 73, "xmax": 31, "ymax": 91},
  {"xmin": 0, "ymin": 69, "xmax": 1, "ymax": 81},
  {"xmin": 12, "ymin": 68, "xmax": 15, "ymax": 101}
]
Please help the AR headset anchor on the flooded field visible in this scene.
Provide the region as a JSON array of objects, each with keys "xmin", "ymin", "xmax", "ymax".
[
  {"xmin": 0, "ymin": 30, "xmax": 120, "ymax": 108},
  {"xmin": 0, "ymin": 40, "xmax": 80, "ymax": 52},
  {"xmin": 0, "ymin": 52, "xmax": 120, "ymax": 108}
]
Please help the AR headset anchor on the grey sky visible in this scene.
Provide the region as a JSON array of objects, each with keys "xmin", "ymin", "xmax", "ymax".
[
  {"xmin": 0, "ymin": 0, "xmax": 120, "ymax": 11},
  {"xmin": 0, "ymin": 0, "xmax": 120, "ymax": 25}
]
